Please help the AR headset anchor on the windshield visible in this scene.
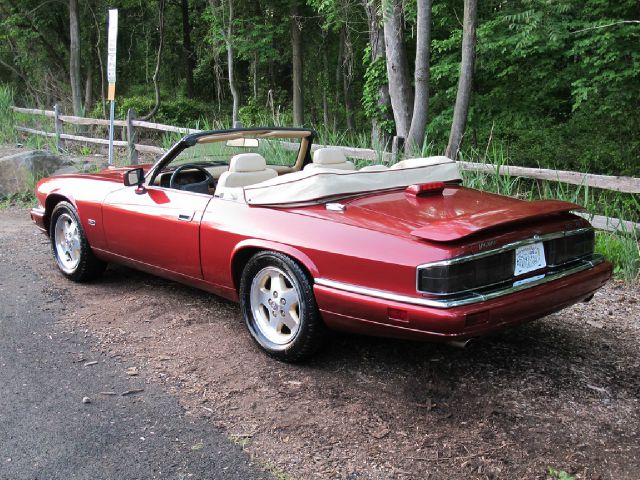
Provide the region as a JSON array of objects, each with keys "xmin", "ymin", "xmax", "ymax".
[{"xmin": 171, "ymin": 134, "xmax": 303, "ymax": 168}]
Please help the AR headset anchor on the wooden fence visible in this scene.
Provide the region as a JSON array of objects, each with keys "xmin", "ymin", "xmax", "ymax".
[{"xmin": 11, "ymin": 104, "xmax": 639, "ymax": 233}]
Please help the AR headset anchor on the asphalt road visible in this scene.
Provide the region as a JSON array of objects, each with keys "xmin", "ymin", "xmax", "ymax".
[{"xmin": 0, "ymin": 209, "xmax": 271, "ymax": 480}]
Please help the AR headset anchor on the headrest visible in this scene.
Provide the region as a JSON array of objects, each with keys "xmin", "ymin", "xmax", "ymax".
[
  {"xmin": 229, "ymin": 153, "xmax": 267, "ymax": 172},
  {"xmin": 390, "ymin": 156, "xmax": 452, "ymax": 169},
  {"xmin": 313, "ymin": 148, "xmax": 347, "ymax": 165}
]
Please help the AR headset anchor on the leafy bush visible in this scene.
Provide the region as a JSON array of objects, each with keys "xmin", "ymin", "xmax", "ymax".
[{"xmin": 112, "ymin": 96, "xmax": 223, "ymax": 128}]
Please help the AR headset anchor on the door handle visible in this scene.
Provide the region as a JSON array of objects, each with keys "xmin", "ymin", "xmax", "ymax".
[{"xmin": 178, "ymin": 212, "xmax": 194, "ymax": 221}]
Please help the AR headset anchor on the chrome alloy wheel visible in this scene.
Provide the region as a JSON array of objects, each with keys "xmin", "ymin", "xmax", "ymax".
[
  {"xmin": 53, "ymin": 213, "xmax": 81, "ymax": 273},
  {"xmin": 249, "ymin": 266, "xmax": 301, "ymax": 345}
]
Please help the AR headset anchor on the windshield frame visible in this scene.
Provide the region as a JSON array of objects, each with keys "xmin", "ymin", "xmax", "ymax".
[{"xmin": 145, "ymin": 127, "xmax": 316, "ymax": 187}]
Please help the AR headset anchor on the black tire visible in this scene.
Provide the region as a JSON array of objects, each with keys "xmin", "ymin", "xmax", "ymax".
[
  {"xmin": 49, "ymin": 201, "xmax": 106, "ymax": 282},
  {"xmin": 239, "ymin": 251, "xmax": 326, "ymax": 362}
]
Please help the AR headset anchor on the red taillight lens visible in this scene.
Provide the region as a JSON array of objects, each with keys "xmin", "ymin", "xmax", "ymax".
[{"xmin": 405, "ymin": 182, "xmax": 445, "ymax": 197}]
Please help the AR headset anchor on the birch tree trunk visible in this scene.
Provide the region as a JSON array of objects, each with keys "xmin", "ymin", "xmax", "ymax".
[
  {"xmin": 364, "ymin": 0, "xmax": 392, "ymax": 147},
  {"xmin": 383, "ymin": 0, "xmax": 413, "ymax": 139},
  {"xmin": 211, "ymin": 0, "xmax": 240, "ymax": 124},
  {"xmin": 446, "ymin": 0, "xmax": 477, "ymax": 159},
  {"xmin": 291, "ymin": 1, "xmax": 304, "ymax": 126},
  {"xmin": 406, "ymin": 0, "xmax": 432, "ymax": 154},
  {"xmin": 69, "ymin": 0, "xmax": 83, "ymax": 116}
]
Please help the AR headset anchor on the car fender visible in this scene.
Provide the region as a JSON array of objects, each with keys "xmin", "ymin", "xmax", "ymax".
[{"xmin": 230, "ymin": 239, "xmax": 320, "ymax": 289}]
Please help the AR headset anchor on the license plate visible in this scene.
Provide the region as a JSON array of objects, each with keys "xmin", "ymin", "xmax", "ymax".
[{"xmin": 514, "ymin": 242, "xmax": 546, "ymax": 276}]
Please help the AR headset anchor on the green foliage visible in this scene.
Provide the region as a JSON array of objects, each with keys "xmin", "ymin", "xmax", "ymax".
[
  {"xmin": 115, "ymin": 96, "xmax": 219, "ymax": 128},
  {"xmin": 546, "ymin": 467, "xmax": 576, "ymax": 480},
  {"xmin": 596, "ymin": 230, "xmax": 640, "ymax": 283},
  {"xmin": 361, "ymin": 49, "xmax": 394, "ymax": 135}
]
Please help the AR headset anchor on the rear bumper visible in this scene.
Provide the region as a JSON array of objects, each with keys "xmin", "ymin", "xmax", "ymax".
[
  {"xmin": 314, "ymin": 260, "xmax": 612, "ymax": 342},
  {"xmin": 30, "ymin": 207, "xmax": 47, "ymax": 233}
]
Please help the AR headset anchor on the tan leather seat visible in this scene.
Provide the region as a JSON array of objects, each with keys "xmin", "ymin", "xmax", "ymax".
[
  {"xmin": 215, "ymin": 153, "xmax": 277, "ymax": 196},
  {"xmin": 304, "ymin": 147, "xmax": 355, "ymax": 171}
]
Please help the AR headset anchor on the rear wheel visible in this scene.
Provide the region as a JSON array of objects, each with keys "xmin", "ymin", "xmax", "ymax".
[
  {"xmin": 50, "ymin": 201, "xmax": 106, "ymax": 282},
  {"xmin": 239, "ymin": 251, "xmax": 326, "ymax": 362}
]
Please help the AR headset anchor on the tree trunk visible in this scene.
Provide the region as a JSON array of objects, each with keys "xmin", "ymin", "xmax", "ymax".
[
  {"xmin": 333, "ymin": 28, "xmax": 345, "ymax": 131},
  {"xmin": 140, "ymin": 0, "xmax": 165, "ymax": 121},
  {"xmin": 224, "ymin": 0, "xmax": 240, "ymax": 124},
  {"xmin": 342, "ymin": 28, "xmax": 354, "ymax": 131},
  {"xmin": 446, "ymin": 0, "xmax": 477, "ymax": 159},
  {"xmin": 406, "ymin": 0, "xmax": 432, "ymax": 154},
  {"xmin": 69, "ymin": 0, "xmax": 83, "ymax": 116},
  {"xmin": 383, "ymin": 0, "xmax": 413, "ymax": 139},
  {"xmin": 364, "ymin": 0, "xmax": 392, "ymax": 147},
  {"xmin": 253, "ymin": 52, "xmax": 258, "ymax": 100},
  {"xmin": 181, "ymin": 0, "xmax": 195, "ymax": 98},
  {"xmin": 291, "ymin": 1, "xmax": 304, "ymax": 126},
  {"xmin": 322, "ymin": 45, "xmax": 330, "ymax": 127},
  {"xmin": 84, "ymin": 63, "xmax": 93, "ymax": 113}
]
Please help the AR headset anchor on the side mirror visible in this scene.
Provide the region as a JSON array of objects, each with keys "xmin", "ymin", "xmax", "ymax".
[{"xmin": 124, "ymin": 167, "xmax": 144, "ymax": 187}]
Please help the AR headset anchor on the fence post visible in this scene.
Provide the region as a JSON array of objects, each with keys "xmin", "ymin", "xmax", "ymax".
[
  {"xmin": 54, "ymin": 103, "xmax": 64, "ymax": 151},
  {"xmin": 126, "ymin": 108, "xmax": 138, "ymax": 165},
  {"xmin": 391, "ymin": 136, "xmax": 404, "ymax": 162}
]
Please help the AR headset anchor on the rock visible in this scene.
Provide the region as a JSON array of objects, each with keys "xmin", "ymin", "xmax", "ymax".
[
  {"xmin": 0, "ymin": 150, "xmax": 71, "ymax": 197},
  {"xmin": 82, "ymin": 396, "xmax": 92, "ymax": 404}
]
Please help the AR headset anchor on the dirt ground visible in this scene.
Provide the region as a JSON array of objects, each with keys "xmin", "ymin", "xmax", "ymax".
[{"xmin": 8, "ymin": 207, "xmax": 640, "ymax": 479}]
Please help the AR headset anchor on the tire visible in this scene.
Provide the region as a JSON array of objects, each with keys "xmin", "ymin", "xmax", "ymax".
[
  {"xmin": 49, "ymin": 201, "xmax": 106, "ymax": 282},
  {"xmin": 239, "ymin": 251, "xmax": 326, "ymax": 362}
]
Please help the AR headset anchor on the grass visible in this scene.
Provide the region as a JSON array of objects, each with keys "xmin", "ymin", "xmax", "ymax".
[{"xmin": 0, "ymin": 85, "xmax": 16, "ymax": 144}]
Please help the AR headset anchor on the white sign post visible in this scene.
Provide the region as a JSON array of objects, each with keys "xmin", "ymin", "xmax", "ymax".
[{"xmin": 107, "ymin": 9, "xmax": 118, "ymax": 166}]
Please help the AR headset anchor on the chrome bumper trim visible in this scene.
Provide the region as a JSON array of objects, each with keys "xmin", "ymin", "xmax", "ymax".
[{"xmin": 315, "ymin": 255, "xmax": 604, "ymax": 309}]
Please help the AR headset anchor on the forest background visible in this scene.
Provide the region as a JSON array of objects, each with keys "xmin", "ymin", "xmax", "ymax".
[{"xmin": 1, "ymin": 0, "xmax": 638, "ymax": 176}]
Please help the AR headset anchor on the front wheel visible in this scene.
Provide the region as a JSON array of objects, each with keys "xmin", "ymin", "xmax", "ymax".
[
  {"xmin": 50, "ymin": 201, "xmax": 106, "ymax": 282},
  {"xmin": 239, "ymin": 251, "xmax": 326, "ymax": 362}
]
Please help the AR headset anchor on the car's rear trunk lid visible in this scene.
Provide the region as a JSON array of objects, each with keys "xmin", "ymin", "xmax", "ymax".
[{"xmin": 294, "ymin": 186, "xmax": 582, "ymax": 242}]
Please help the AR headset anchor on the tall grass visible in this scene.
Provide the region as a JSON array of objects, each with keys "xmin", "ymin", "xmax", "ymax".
[{"xmin": 0, "ymin": 85, "xmax": 16, "ymax": 144}]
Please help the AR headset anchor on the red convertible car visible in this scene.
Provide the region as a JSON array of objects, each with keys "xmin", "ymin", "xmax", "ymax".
[{"xmin": 31, "ymin": 127, "xmax": 612, "ymax": 361}]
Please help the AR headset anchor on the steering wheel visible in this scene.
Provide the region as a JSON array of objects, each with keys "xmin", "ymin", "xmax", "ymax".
[{"xmin": 169, "ymin": 164, "xmax": 215, "ymax": 194}]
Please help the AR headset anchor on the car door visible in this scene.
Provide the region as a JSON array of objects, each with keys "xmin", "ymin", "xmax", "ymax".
[{"xmin": 101, "ymin": 185, "xmax": 212, "ymax": 279}]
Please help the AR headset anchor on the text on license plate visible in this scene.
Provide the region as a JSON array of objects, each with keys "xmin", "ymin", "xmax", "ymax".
[{"xmin": 514, "ymin": 242, "xmax": 546, "ymax": 276}]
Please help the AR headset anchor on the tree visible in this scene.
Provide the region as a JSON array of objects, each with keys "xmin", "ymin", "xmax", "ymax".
[
  {"xmin": 140, "ymin": 0, "xmax": 165, "ymax": 121},
  {"xmin": 445, "ymin": 0, "xmax": 478, "ymax": 159},
  {"xmin": 291, "ymin": 0, "xmax": 303, "ymax": 126},
  {"xmin": 382, "ymin": 0, "xmax": 412, "ymax": 138},
  {"xmin": 362, "ymin": 0, "xmax": 393, "ymax": 146},
  {"xmin": 69, "ymin": 0, "xmax": 83, "ymax": 116},
  {"xmin": 406, "ymin": 0, "xmax": 432, "ymax": 153},
  {"xmin": 180, "ymin": 0, "xmax": 195, "ymax": 98}
]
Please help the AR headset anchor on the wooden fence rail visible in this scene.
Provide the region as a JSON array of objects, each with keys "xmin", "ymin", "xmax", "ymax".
[{"xmin": 11, "ymin": 105, "xmax": 639, "ymax": 233}]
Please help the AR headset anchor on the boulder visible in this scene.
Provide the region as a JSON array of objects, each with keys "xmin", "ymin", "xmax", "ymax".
[{"xmin": 0, "ymin": 150, "xmax": 70, "ymax": 197}]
